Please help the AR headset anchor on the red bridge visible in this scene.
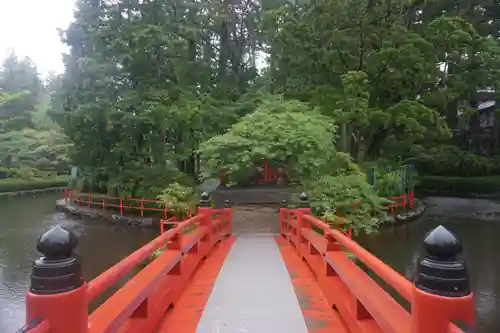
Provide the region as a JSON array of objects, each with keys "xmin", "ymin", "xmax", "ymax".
[{"xmin": 19, "ymin": 193, "xmax": 474, "ymax": 333}]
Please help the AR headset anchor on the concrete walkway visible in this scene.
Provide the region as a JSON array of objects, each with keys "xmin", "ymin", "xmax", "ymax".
[{"xmin": 195, "ymin": 235, "xmax": 308, "ymax": 333}]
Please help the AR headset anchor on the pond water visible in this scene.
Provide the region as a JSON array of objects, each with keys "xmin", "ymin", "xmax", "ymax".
[
  {"xmin": 0, "ymin": 195, "xmax": 499, "ymax": 332},
  {"xmin": 357, "ymin": 197, "xmax": 500, "ymax": 333},
  {"xmin": 0, "ymin": 194, "xmax": 157, "ymax": 332}
]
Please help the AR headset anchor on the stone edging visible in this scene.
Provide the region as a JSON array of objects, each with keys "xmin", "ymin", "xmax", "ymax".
[{"xmin": 55, "ymin": 199, "xmax": 156, "ymax": 227}]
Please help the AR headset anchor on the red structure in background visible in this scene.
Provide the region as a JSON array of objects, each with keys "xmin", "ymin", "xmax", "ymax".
[
  {"xmin": 387, "ymin": 191, "xmax": 415, "ymax": 213},
  {"xmin": 219, "ymin": 159, "xmax": 280, "ymax": 186},
  {"xmin": 259, "ymin": 159, "xmax": 280, "ymax": 183},
  {"xmin": 21, "ymin": 192, "xmax": 473, "ymax": 333}
]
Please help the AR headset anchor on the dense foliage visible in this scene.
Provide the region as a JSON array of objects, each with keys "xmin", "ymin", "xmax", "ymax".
[
  {"xmin": 409, "ymin": 145, "xmax": 500, "ymax": 177},
  {"xmin": 0, "ymin": 54, "xmax": 70, "ymax": 183},
  {"xmin": 419, "ymin": 175, "xmax": 500, "ymax": 196},
  {"xmin": 4, "ymin": 0, "xmax": 500, "ymax": 227},
  {"xmin": 156, "ymin": 182, "xmax": 196, "ymax": 219},
  {"xmin": 200, "ymin": 97, "xmax": 337, "ymax": 184},
  {"xmin": 307, "ymin": 169, "xmax": 393, "ymax": 234}
]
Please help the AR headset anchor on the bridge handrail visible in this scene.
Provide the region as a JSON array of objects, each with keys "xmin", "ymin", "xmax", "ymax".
[
  {"xmin": 280, "ymin": 193, "xmax": 474, "ymax": 333},
  {"xmin": 88, "ymin": 216, "xmax": 230, "ymax": 332},
  {"xmin": 282, "ymin": 208, "xmax": 352, "ymax": 237},
  {"xmin": 87, "ymin": 214, "xmax": 202, "ymax": 302},
  {"xmin": 303, "ymin": 214, "xmax": 412, "ymax": 300},
  {"xmin": 19, "ymin": 193, "xmax": 233, "ymax": 333}
]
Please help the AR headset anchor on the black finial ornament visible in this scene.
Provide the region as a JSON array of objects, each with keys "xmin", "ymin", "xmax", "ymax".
[
  {"xmin": 414, "ymin": 225, "xmax": 470, "ymax": 297},
  {"xmin": 37, "ymin": 225, "xmax": 78, "ymax": 259},
  {"xmin": 299, "ymin": 192, "xmax": 309, "ymax": 208},
  {"xmin": 199, "ymin": 192, "xmax": 210, "ymax": 207},
  {"xmin": 224, "ymin": 199, "xmax": 231, "ymax": 208},
  {"xmin": 281, "ymin": 199, "xmax": 287, "ymax": 208},
  {"xmin": 30, "ymin": 225, "xmax": 82, "ymax": 295}
]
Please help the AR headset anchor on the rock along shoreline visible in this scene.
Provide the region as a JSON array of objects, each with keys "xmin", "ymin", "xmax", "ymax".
[
  {"xmin": 378, "ymin": 198, "xmax": 426, "ymax": 227},
  {"xmin": 55, "ymin": 199, "xmax": 157, "ymax": 228}
]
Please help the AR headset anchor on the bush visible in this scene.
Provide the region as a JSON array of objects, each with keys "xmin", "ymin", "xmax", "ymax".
[
  {"xmin": 199, "ymin": 97, "xmax": 338, "ymax": 185},
  {"xmin": 0, "ymin": 176, "xmax": 70, "ymax": 193},
  {"xmin": 156, "ymin": 182, "xmax": 195, "ymax": 220},
  {"xmin": 362, "ymin": 162, "xmax": 418, "ymax": 197},
  {"xmin": 306, "ymin": 172, "xmax": 392, "ymax": 234},
  {"xmin": 373, "ymin": 169, "xmax": 408, "ymax": 198},
  {"xmin": 72, "ymin": 162, "xmax": 195, "ymax": 199},
  {"xmin": 417, "ymin": 176, "xmax": 500, "ymax": 195},
  {"xmin": 409, "ymin": 145, "xmax": 496, "ymax": 177}
]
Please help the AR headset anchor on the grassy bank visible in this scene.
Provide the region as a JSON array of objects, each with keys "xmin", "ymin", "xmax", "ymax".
[
  {"xmin": 417, "ymin": 175, "xmax": 500, "ymax": 196},
  {"xmin": 0, "ymin": 176, "xmax": 70, "ymax": 193}
]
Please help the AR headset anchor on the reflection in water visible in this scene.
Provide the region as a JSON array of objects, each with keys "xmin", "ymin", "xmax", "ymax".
[
  {"xmin": 357, "ymin": 197, "xmax": 500, "ymax": 333},
  {"xmin": 0, "ymin": 194, "xmax": 157, "ymax": 332}
]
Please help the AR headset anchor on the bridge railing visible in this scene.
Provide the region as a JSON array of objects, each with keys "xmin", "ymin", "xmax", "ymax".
[
  {"xmin": 280, "ymin": 193, "xmax": 474, "ymax": 333},
  {"xmin": 19, "ymin": 192, "xmax": 232, "ymax": 333},
  {"xmin": 388, "ymin": 192, "xmax": 415, "ymax": 212},
  {"xmin": 62, "ymin": 189, "xmax": 197, "ymax": 218}
]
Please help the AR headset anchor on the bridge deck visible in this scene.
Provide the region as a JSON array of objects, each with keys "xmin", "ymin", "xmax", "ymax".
[
  {"xmin": 196, "ymin": 235, "xmax": 308, "ymax": 333},
  {"xmin": 157, "ymin": 235, "xmax": 347, "ymax": 333}
]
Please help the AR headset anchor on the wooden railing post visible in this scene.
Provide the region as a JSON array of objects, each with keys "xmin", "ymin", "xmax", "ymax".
[
  {"xmin": 198, "ymin": 192, "xmax": 213, "ymax": 245},
  {"xmin": 298, "ymin": 192, "xmax": 311, "ymax": 228},
  {"xmin": 411, "ymin": 225, "xmax": 474, "ymax": 333},
  {"xmin": 224, "ymin": 199, "xmax": 233, "ymax": 236},
  {"xmin": 279, "ymin": 200, "xmax": 287, "ymax": 237},
  {"xmin": 26, "ymin": 225, "xmax": 87, "ymax": 333},
  {"xmin": 295, "ymin": 192, "xmax": 310, "ymax": 256}
]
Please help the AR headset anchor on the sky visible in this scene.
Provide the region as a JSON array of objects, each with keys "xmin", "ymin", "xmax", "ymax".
[{"xmin": 0, "ymin": 0, "xmax": 76, "ymax": 78}]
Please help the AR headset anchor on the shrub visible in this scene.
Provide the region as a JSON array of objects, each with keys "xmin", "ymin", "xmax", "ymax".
[
  {"xmin": 0, "ymin": 176, "xmax": 70, "ymax": 193},
  {"xmin": 306, "ymin": 172, "xmax": 392, "ymax": 234},
  {"xmin": 363, "ymin": 162, "xmax": 418, "ymax": 197},
  {"xmin": 71, "ymin": 162, "xmax": 194, "ymax": 199},
  {"xmin": 417, "ymin": 175, "xmax": 500, "ymax": 195},
  {"xmin": 199, "ymin": 97, "xmax": 338, "ymax": 185},
  {"xmin": 374, "ymin": 169, "xmax": 407, "ymax": 198},
  {"xmin": 409, "ymin": 145, "xmax": 494, "ymax": 177},
  {"xmin": 156, "ymin": 182, "xmax": 195, "ymax": 219}
]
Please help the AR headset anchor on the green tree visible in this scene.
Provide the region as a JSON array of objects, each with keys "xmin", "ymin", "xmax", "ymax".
[
  {"xmin": 0, "ymin": 53, "xmax": 42, "ymax": 131},
  {"xmin": 199, "ymin": 97, "xmax": 338, "ymax": 184},
  {"xmin": 263, "ymin": 0, "xmax": 500, "ymax": 157},
  {"xmin": 53, "ymin": 0, "xmax": 264, "ymax": 196},
  {"xmin": 199, "ymin": 97, "xmax": 390, "ymax": 232}
]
